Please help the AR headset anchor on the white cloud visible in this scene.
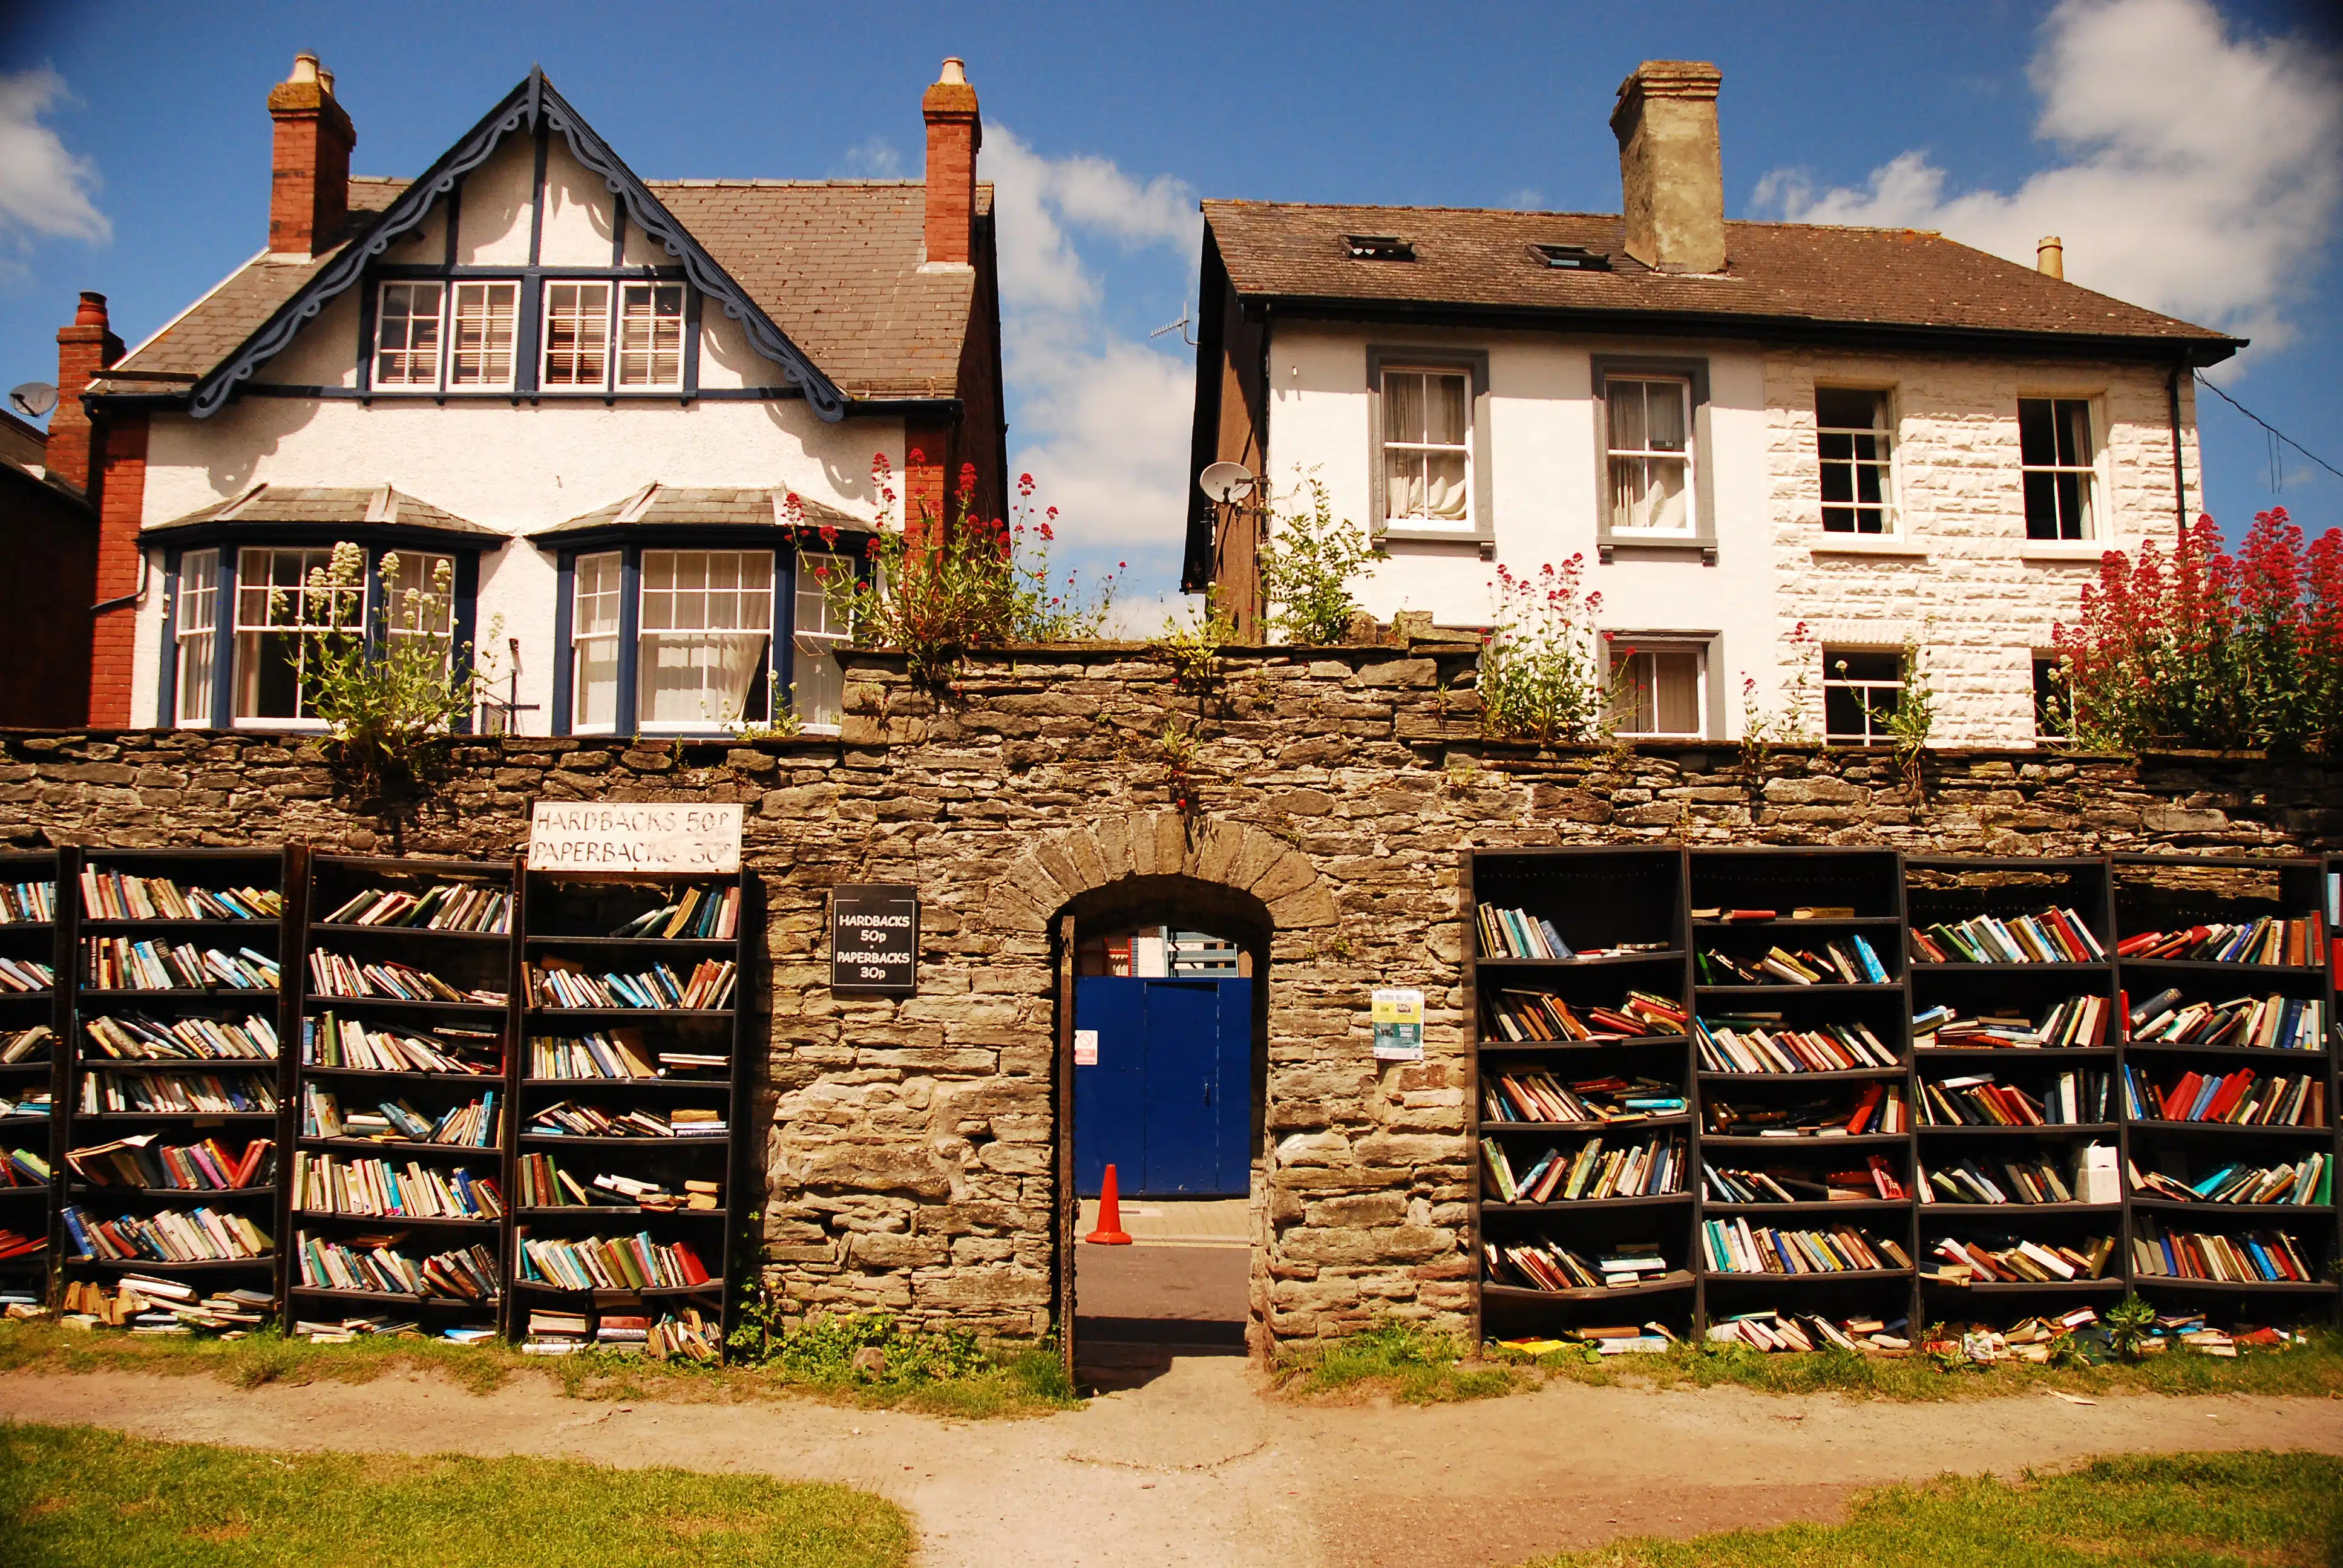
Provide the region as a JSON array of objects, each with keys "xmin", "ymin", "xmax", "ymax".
[
  {"xmin": 0, "ymin": 67, "xmax": 109, "ymax": 264},
  {"xmin": 980, "ymin": 125, "xmax": 1202, "ymax": 556},
  {"xmin": 1751, "ymin": 0, "xmax": 2343, "ymax": 349},
  {"xmin": 837, "ymin": 136, "xmax": 903, "ymax": 178}
]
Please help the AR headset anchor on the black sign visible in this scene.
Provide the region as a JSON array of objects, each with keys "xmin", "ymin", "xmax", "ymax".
[{"xmin": 831, "ymin": 883, "xmax": 919, "ymax": 994}]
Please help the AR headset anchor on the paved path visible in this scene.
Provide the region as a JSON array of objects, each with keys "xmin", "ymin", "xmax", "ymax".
[{"xmin": 6, "ymin": 1358, "xmax": 2341, "ymax": 1567}]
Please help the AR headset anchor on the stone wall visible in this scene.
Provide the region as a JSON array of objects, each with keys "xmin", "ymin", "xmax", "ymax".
[{"xmin": 0, "ymin": 641, "xmax": 2335, "ymax": 1348}]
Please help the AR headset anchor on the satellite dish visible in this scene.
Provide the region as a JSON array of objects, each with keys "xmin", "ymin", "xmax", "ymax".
[
  {"xmin": 8, "ymin": 383, "xmax": 58, "ymax": 420},
  {"xmin": 1199, "ymin": 462, "xmax": 1256, "ymax": 505}
]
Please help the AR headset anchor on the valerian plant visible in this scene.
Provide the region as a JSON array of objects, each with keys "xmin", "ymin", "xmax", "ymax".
[
  {"xmin": 1257, "ymin": 471, "xmax": 1385, "ymax": 645},
  {"xmin": 2053, "ymin": 507, "xmax": 2342, "ymax": 756},
  {"xmin": 1478, "ymin": 556, "xmax": 1610, "ymax": 746}
]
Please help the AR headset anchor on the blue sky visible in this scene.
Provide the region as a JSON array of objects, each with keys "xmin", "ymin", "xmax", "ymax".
[{"xmin": 1, "ymin": 1, "xmax": 2336, "ymax": 625}]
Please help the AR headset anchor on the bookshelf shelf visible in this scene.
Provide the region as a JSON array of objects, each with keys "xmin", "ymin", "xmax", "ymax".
[
  {"xmin": 1696, "ymin": 984, "xmax": 1905, "ymax": 998},
  {"xmin": 1702, "ymin": 1200, "xmax": 1906, "ymax": 1215},
  {"xmin": 290, "ymin": 1211, "xmax": 501, "ymax": 1228},
  {"xmin": 309, "ymin": 924, "xmax": 511, "ymax": 946},
  {"xmin": 1478, "ymin": 1115, "xmax": 1689, "ymax": 1134},
  {"xmin": 1922, "ymin": 1201, "xmax": 2122, "ymax": 1218},
  {"xmin": 1697, "ymin": 1067, "xmax": 1906, "ymax": 1084},
  {"xmin": 1700, "ymin": 1134, "xmax": 1910, "ymax": 1151},
  {"xmin": 1702, "ymin": 1267, "xmax": 1913, "ymax": 1284},
  {"xmin": 1929, "ymin": 1277, "xmax": 2128, "ymax": 1295},
  {"xmin": 1694, "ymin": 916, "xmax": 1904, "ymax": 930},
  {"xmin": 1917, "ymin": 1122, "xmax": 2120, "ymax": 1137},
  {"xmin": 2120, "ymin": 1043, "xmax": 2328, "ymax": 1063},
  {"xmin": 1916, "ymin": 1047, "xmax": 2119, "ymax": 1060},
  {"xmin": 510, "ymin": 1279, "xmax": 723, "ymax": 1300},
  {"xmin": 515, "ymin": 1205, "xmax": 728, "ymax": 1220},
  {"xmin": 1910, "ymin": 961, "xmax": 2111, "ymax": 974},
  {"xmin": 1481, "ymin": 1272, "xmax": 1695, "ymax": 1304},
  {"xmin": 1482, "ymin": 1193, "xmax": 1692, "ymax": 1214},
  {"xmin": 75, "ymin": 1255, "xmax": 277, "ymax": 1271},
  {"xmin": 1476, "ymin": 1035, "xmax": 1689, "ymax": 1053},
  {"xmin": 67, "ymin": 1183, "xmax": 276, "ymax": 1201},
  {"xmin": 1475, "ymin": 952, "xmax": 1685, "ymax": 970},
  {"xmin": 523, "ymin": 1008, "xmax": 735, "ymax": 1022},
  {"xmin": 2127, "ymin": 1122, "xmax": 2333, "ymax": 1139},
  {"xmin": 2130, "ymin": 1199, "xmax": 2330, "ymax": 1219},
  {"xmin": 288, "ymin": 1285, "xmax": 503, "ymax": 1307},
  {"xmin": 517, "ymin": 1134, "xmax": 732, "ymax": 1149},
  {"xmin": 2137, "ymin": 1276, "xmax": 2339, "ymax": 1296},
  {"xmin": 2115, "ymin": 959, "xmax": 2328, "ymax": 979},
  {"xmin": 295, "ymin": 1136, "xmax": 498, "ymax": 1155},
  {"xmin": 295, "ymin": 1066, "xmax": 502, "ymax": 1085}
]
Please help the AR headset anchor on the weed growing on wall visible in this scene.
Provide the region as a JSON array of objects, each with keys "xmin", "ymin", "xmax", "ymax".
[
  {"xmin": 1258, "ymin": 472, "xmax": 1385, "ymax": 645},
  {"xmin": 1478, "ymin": 556, "xmax": 1610, "ymax": 746}
]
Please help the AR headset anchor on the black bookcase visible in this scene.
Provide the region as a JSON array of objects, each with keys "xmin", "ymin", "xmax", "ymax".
[
  {"xmin": 284, "ymin": 854, "xmax": 519, "ymax": 1340},
  {"xmin": 61, "ymin": 846, "xmax": 297, "ymax": 1312},
  {"xmin": 510, "ymin": 867, "xmax": 749, "ymax": 1349},
  {"xmin": 0, "ymin": 849, "xmax": 64, "ymax": 1305}
]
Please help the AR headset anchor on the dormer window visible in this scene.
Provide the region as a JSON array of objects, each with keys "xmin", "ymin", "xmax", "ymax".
[
  {"xmin": 1345, "ymin": 234, "xmax": 1414, "ymax": 261},
  {"xmin": 543, "ymin": 281, "xmax": 686, "ymax": 391},
  {"xmin": 370, "ymin": 280, "xmax": 516, "ymax": 391},
  {"xmin": 1530, "ymin": 243, "xmax": 1611, "ymax": 272}
]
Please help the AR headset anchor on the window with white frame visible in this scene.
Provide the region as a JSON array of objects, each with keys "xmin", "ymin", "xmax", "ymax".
[
  {"xmin": 1822, "ymin": 647, "xmax": 1904, "ymax": 746},
  {"xmin": 637, "ymin": 549, "xmax": 774, "ymax": 731},
  {"xmin": 446, "ymin": 281, "xmax": 518, "ymax": 388},
  {"xmin": 1816, "ymin": 388, "xmax": 1895, "ymax": 535},
  {"xmin": 1606, "ymin": 377, "xmax": 1693, "ymax": 532},
  {"xmin": 381, "ymin": 552, "xmax": 456, "ymax": 667},
  {"xmin": 373, "ymin": 283, "xmax": 445, "ymax": 388},
  {"xmin": 542, "ymin": 281, "xmax": 612, "ymax": 388},
  {"xmin": 233, "ymin": 547, "xmax": 364, "ymax": 724},
  {"xmin": 172, "ymin": 549, "xmax": 219, "ymax": 728},
  {"xmin": 617, "ymin": 283, "xmax": 686, "ymax": 389},
  {"xmin": 570, "ymin": 550, "xmax": 624, "ymax": 734},
  {"xmin": 1380, "ymin": 367, "xmax": 1472, "ymax": 526},
  {"xmin": 2019, "ymin": 397, "xmax": 2098, "ymax": 541},
  {"xmin": 1607, "ymin": 641, "xmax": 1707, "ymax": 738},
  {"xmin": 793, "ymin": 550, "xmax": 853, "ymax": 730}
]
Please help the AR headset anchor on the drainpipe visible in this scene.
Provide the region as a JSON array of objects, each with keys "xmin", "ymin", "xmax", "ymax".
[{"xmin": 2166, "ymin": 362, "xmax": 2190, "ymax": 531}]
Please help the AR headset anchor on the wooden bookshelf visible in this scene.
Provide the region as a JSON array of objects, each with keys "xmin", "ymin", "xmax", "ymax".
[
  {"xmin": 509, "ymin": 866, "xmax": 749, "ymax": 1352},
  {"xmin": 0, "ymin": 849, "xmax": 64, "ymax": 1307},
  {"xmin": 283, "ymin": 854, "xmax": 518, "ymax": 1341}
]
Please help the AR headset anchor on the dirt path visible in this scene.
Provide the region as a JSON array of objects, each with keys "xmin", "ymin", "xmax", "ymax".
[{"xmin": 5, "ymin": 1359, "xmax": 2341, "ymax": 1567}]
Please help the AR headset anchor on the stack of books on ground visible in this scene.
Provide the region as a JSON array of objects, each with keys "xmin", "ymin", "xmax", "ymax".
[
  {"xmin": 1918, "ymin": 1070, "xmax": 2113, "ymax": 1127},
  {"xmin": 1921, "ymin": 1151, "xmax": 2114, "ymax": 1207},
  {"xmin": 61, "ymin": 1204, "xmax": 272, "ymax": 1263},
  {"xmin": 528, "ymin": 1031, "xmax": 664, "ymax": 1080},
  {"xmin": 292, "ymin": 1152, "xmax": 504, "ymax": 1218},
  {"xmin": 1481, "ymin": 1133, "xmax": 1685, "ymax": 1202},
  {"xmin": 0, "ymin": 880, "xmax": 54, "ymax": 922},
  {"xmin": 65, "ymin": 1135, "xmax": 272, "ymax": 1190},
  {"xmin": 523, "ymin": 1309, "xmax": 592, "ymax": 1353},
  {"xmin": 1927, "ymin": 1233, "xmax": 2115, "ymax": 1284},
  {"xmin": 1482, "ymin": 990, "xmax": 1683, "ymax": 1042},
  {"xmin": 82, "ymin": 939, "xmax": 272, "ymax": 992},
  {"xmin": 526, "ymin": 959, "xmax": 738, "ymax": 1011},
  {"xmin": 2118, "ymin": 916, "xmax": 2325, "ymax": 966},
  {"xmin": 1695, "ymin": 1015, "xmax": 1898, "ymax": 1073},
  {"xmin": 1912, "ymin": 998, "xmax": 2109, "ymax": 1050},
  {"xmin": 1910, "ymin": 907, "xmax": 2105, "ymax": 964},
  {"xmin": 1483, "ymin": 1236, "xmax": 1682, "ymax": 1293},
  {"xmin": 1495, "ymin": 1323, "xmax": 1682, "ymax": 1357},
  {"xmin": 302, "ymin": 1085, "xmax": 500, "ymax": 1146},
  {"xmin": 80, "ymin": 1070, "xmax": 277, "ymax": 1116},
  {"xmin": 648, "ymin": 1308, "xmax": 722, "ymax": 1362},
  {"xmin": 293, "ymin": 1315, "xmax": 425, "ymax": 1342},
  {"xmin": 304, "ymin": 1014, "xmax": 500, "ymax": 1074},
  {"xmin": 319, "ymin": 884, "xmax": 513, "ymax": 933},
  {"xmin": 1927, "ymin": 1307, "xmax": 2103, "ymax": 1364},
  {"xmin": 77, "ymin": 871, "xmax": 278, "ymax": 922},
  {"xmin": 2, "ymin": 1147, "xmax": 50, "ymax": 1189},
  {"xmin": 2120, "ymin": 1067, "xmax": 2326, "ymax": 1126},
  {"xmin": 1701, "ymin": 1156, "xmax": 1904, "ymax": 1204},
  {"xmin": 526, "ymin": 1102, "xmax": 726, "ymax": 1138},
  {"xmin": 306, "ymin": 952, "xmax": 506, "ymax": 1006},
  {"xmin": 2, "ymin": 1025, "xmax": 55, "ymax": 1062},
  {"xmin": 1696, "ymin": 936, "xmax": 1888, "ymax": 986},
  {"xmin": 1699, "ymin": 1220, "xmax": 1912, "ymax": 1274},
  {"xmin": 296, "ymin": 1230, "xmax": 500, "ymax": 1300},
  {"xmin": 2125, "ymin": 990, "xmax": 2325, "ymax": 1051},
  {"xmin": 2131, "ymin": 1220, "xmax": 2316, "ymax": 1283},
  {"xmin": 519, "ymin": 1232, "xmax": 714, "ymax": 1291},
  {"xmin": 1480, "ymin": 1071, "xmax": 1685, "ymax": 1125},
  {"xmin": 611, "ymin": 886, "xmax": 741, "ymax": 940},
  {"xmin": 2129, "ymin": 1154, "xmax": 2332, "ymax": 1207},
  {"xmin": 1702, "ymin": 1084, "xmax": 1907, "ymax": 1137},
  {"xmin": 61, "ymin": 1276, "xmax": 274, "ymax": 1334},
  {"xmin": 83, "ymin": 1011, "xmax": 277, "ymax": 1060},
  {"xmin": 1707, "ymin": 1310, "xmax": 1910, "ymax": 1353},
  {"xmin": 516, "ymin": 1154, "xmax": 718, "ymax": 1210}
]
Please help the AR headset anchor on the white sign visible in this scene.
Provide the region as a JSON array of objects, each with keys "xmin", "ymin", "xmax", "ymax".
[
  {"xmin": 526, "ymin": 802, "xmax": 743, "ymax": 874},
  {"xmin": 1372, "ymin": 988, "xmax": 1425, "ymax": 1063},
  {"xmin": 1073, "ymin": 1029, "xmax": 1099, "ymax": 1067}
]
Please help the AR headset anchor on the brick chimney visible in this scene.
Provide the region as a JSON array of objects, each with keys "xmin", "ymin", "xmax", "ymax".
[
  {"xmin": 267, "ymin": 52, "xmax": 355, "ymax": 257},
  {"xmin": 922, "ymin": 57, "xmax": 981, "ymax": 267},
  {"xmin": 1610, "ymin": 60, "xmax": 1726, "ymax": 275},
  {"xmin": 48, "ymin": 290, "xmax": 122, "ymax": 497}
]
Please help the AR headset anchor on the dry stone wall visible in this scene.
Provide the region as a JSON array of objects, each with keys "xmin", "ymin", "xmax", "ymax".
[{"xmin": 1, "ymin": 642, "xmax": 2336, "ymax": 1348}]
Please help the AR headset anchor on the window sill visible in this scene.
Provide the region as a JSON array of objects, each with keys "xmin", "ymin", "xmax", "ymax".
[
  {"xmin": 2018, "ymin": 541, "xmax": 2114, "ymax": 564},
  {"xmin": 1376, "ymin": 526, "xmax": 1493, "ymax": 556},
  {"xmin": 1810, "ymin": 536, "xmax": 1929, "ymax": 561},
  {"xmin": 1598, "ymin": 535, "xmax": 1716, "ymax": 565}
]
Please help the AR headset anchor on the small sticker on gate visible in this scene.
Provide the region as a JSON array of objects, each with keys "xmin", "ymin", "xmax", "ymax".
[{"xmin": 1073, "ymin": 1029, "xmax": 1099, "ymax": 1066}]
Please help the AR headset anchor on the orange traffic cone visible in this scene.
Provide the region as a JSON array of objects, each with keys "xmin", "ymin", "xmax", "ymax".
[{"xmin": 1086, "ymin": 1163, "xmax": 1133, "ymax": 1244}]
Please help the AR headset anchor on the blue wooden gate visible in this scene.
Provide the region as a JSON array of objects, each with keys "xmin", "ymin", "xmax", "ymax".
[{"xmin": 1073, "ymin": 976, "xmax": 1252, "ymax": 1197}]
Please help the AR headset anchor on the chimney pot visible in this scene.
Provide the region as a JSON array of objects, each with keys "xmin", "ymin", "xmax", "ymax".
[
  {"xmin": 268, "ymin": 54, "xmax": 356, "ymax": 256},
  {"xmin": 2036, "ymin": 235, "xmax": 2065, "ymax": 279},
  {"xmin": 922, "ymin": 57, "xmax": 982, "ymax": 268},
  {"xmin": 1610, "ymin": 59, "xmax": 1727, "ymax": 275},
  {"xmin": 939, "ymin": 57, "xmax": 968, "ymax": 86},
  {"xmin": 50, "ymin": 289, "xmax": 125, "ymax": 496},
  {"xmin": 289, "ymin": 52, "xmax": 320, "ymax": 84},
  {"xmin": 74, "ymin": 290, "xmax": 109, "ymax": 328}
]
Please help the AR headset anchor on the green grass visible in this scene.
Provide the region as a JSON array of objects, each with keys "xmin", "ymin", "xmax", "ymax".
[
  {"xmin": 1274, "ymin": 1322, "xmax": 1534, "ymax": 1404},
  {"xmin": 1530, "ymin": 1451, "xmax": 2343, "ymax": 1567},
  {"xmin": 0, "ymin": 1421, "xmax": 912, "ymax": 1568}
]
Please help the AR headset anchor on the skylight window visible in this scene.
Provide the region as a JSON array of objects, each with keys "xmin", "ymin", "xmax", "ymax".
[
  {"xmin": 1345, "ymin": 234, "xmax": 1414, "ymax": 261},
  {"xmin": 1530, "ymin": 243, "xmax": 1612, "ymax": 272}
]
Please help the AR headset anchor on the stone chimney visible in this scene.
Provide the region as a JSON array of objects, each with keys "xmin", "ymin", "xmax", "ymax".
[
  {"xmin": 1610, "ymin": 60, "xmax": 1726, "ymax": 275},
  {"xmin": 922, "ymin": 57, "xmax": 981, "ymax": 267},
  {"xmin": 48, "ymin": 291, "xmax": 122, "ymax": 496},
  {"xmin": 2036, "ymin": 235, "xmax": 2065, "ymax": 279},
  {"xmin": 267, "ymin": 53, "xmax": 355, "ymax": 257}
]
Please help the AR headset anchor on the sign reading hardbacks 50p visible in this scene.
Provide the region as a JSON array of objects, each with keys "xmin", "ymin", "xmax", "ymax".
[
  {"xmin": 832, "ymin": 883, "xmax": 919, "ymax": 994},
  {"xmin": 528, "ymin": 803, "xmax": 743, "ymax": 873}
]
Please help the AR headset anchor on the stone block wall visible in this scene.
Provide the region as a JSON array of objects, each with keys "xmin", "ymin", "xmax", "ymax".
[{"xmin": 0, "ymin": 639, "xmax": 2334, "ymax": 1349}]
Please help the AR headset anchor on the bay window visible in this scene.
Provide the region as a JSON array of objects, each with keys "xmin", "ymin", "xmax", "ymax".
[
  {"xmin": 232, "ymin": 547, "xmax": 363, "ymax": 725},
  {"xmin": 638, "ymin": 549, "xmax": 774, "ymax": 731},
  {"xmin": 172, "ymin": 550, "xmax": 219, "ymax": 730},
  {"xmin": 793, "ymin": 551, "xmax": 853, "ymax": 730},
  {"xmin": 569, "ymin": 551, "xmax": 624, "ymax": 734}
]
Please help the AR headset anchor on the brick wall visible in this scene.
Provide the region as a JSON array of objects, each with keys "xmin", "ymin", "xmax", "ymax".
[{"xmin": 87, "ymin": 413, "xmax": 147, "ymax": 727}]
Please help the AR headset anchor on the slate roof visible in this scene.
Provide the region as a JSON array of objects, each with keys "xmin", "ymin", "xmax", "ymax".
[
  {"xmin": 532, "ymin": 483, "xmax": 877, "ymax": 539},
  {"xmin": 1202, "ymin": 201, "xmax": 2240, "ymax": 360},
  {"xmin": 141, "ymin": 483, "xmax": 502, "ymax": 540}
]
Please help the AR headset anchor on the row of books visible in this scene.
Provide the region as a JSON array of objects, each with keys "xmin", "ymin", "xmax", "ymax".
[
  {"xmin": 304, "ymin": 1014, "xmax": 499, "ymax": 1076},
  {"xmin": 2118, "ymin": 916, "xmax": 2324, "ymax": 967},
  {"xmin": 295, "ymin": 1232, "xmax": 500, "ymax": 1301},
  {"xmin": 307, "ymin": 952, "xmax": 505, "ymax": 1007},
  {"xmin": 301, "ymin": 1086, "xmax": 500, "ymax": 1147},
  {"xmin": 2131, "ymin": 1154, "xmax": 2330, "ymax": 1208},
  {"xmin": 1708, "ymin": 1310, "xmax": 1908, "ymax": 1353},
  {"xmin": 1701, "ymin": 1156, "xmax": 1905, "ymax": 1204},
  {"xmin": 1916, "ymin": 1071, "xmax": 2114, "ymax": 1128},
  {"xmin": 1912, "ymin": 996, "xmax": 2110, "ymax": 1051},
  {"xmin": 1910, "ymin": 906, "xmax": 2105, "ymax": 965},
  {"xmin": 0, "ymin": 1226, "xmax": 43, "ymax": 1260},
  {"xmin": 83, "ymin": 1012, "xmax": 277, "ymax": 1062},
  {"xmin": 526, "ymin": 960, "xmax": 738, "ymax": 1012},
  {"xmin": 77, "ymin": 871, "xmax": 279, "ymax": 923},
  {"xmin": 2, "ymin": 1146, "xmax": 47, "ymax": 1186},
  {"xmin": 1703, "ymin": 1083, "xmax": 1909, "ymax": 1138},
  {"xmin": 1481, "ymin": 1071, "xmax": 1684, "ymax": 1125},
  {"xmin": 1928, "ymin": 1233, "xmax": 2115, "ymax": 1283},
  {"xmin": 529, "ymin": 1031, "xmax": 660, "ymax": 1081},
  {"xmin": 0, "ymin": 1090, "xmax": 50, "ymax": 1120},
  {"xmin": 1921, "ymin": 1152, "xmax": 2113, "ymax": 1207},
  {"xmin": 80, "ymin": 1071, "xmax": 275, "ymax": 1116},
  {"xmin": 65, "ymin": 1135, "xmax": 272, "ymax": 1191},
  {"xmin": 319, "ymin": 884, "xmax": 511, "ymax": 934},
  {"xmin": 2126, "ymin": 990, "xmax": 2325, "ymax": 1051},
  {"xmin": 526, "ymin": 1101, "xmax": 726, "ymax": 1139},
  {"xmin": 521, "ymin": 1307, "xmax": 721, "ymax": 1361},
  {"xmin": 62, "ymin": 1203, "xmax": 272, "ymax": 1262},
  {"xmin": 1482, "ymin": 989, "xmax": 1683, "ymax": 1044},
  {"xmin": 2131, "ymin": 1221, "xmax": 2316, "ymax": 1283},
  {"xmin": 1694, "ymin": 1016, "xmax": 1898, "ymax": 1074},
  {"xmin": 1, "ymin": 1025, "xmax": 53, "ymax": 1063},
  {"xmin": 1697, "ymin": 936, "xmax": 1889, "ymax": 987},
  {"xmin": 290, "ymin": 1152, "xmax": 504, "ymax": 1219},
  {"xmin": 62, "ymin": 1276, "xmax": 274, "ymax": 1333},
  {"xmin": 1484, "ymin": 1236, "xmax": 1676, "ymax": 1293},
  {"xmin": 1481, "ymin": 1134, "xmax": 1685, "ymax": 1204},
  {"xmin": 515, "ymin": 1153, "xmax": 719, "ymax": 1210},
  {"xmin": 2121, "ymin": 1067, "xmax": 2326, "ymax": 1127},
  {"xmin": 0, "ymin": 956, "xmax": 54, "ymax": 993},
  {"xmin": 518, "ymin": 1231, "xmax": 715, "ymax": 1292},
  {"xmin": 0, "ymin": 881, "xmax": 54, "ymax": 923},
  {"xmin": 296, "ymin": 1317, "xmax": 496, "ymax": 1344},
  {"xmin": 82, "ymin": 939, "xmax": 273, "ymax": 993},
  {"xmin": 612, "ymin": 886, "xmax": 741, "ymax": 941},
  {"xmin": 1476, "ymin": 907, "xmax": 1576, "ymax": 960},
  {"xmin": 1699, "ymin": 1220, "xmax": 1913, "ymax": 1275}
]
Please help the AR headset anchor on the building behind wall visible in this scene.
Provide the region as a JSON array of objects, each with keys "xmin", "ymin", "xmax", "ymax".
[
  {"xmin": 1184, "ymin": 59, "xmax": 2241, "ymax": 748},
  {"xmin": 0, "ymin": 402, "xmax": 97, "ymax": 727}
]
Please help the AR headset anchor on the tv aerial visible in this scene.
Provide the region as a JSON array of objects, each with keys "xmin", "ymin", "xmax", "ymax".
[
  {"xmin": 1150, "ymin": 310, "xmax": 1198, "ymax": 348},
  {"xmin": 1198, "ymin": 462, "xmax": 1257, "ymax": 505},
  {"xmin": 8, "ymin": 383, "xmax": 58, "ymax": 420}
]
